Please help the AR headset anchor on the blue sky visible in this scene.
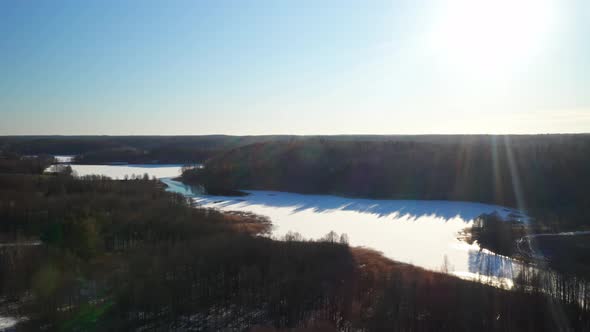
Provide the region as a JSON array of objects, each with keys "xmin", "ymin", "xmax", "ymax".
[{"xmin": 1, "ymin": 0, "xmax": 589, "ymax": 135}]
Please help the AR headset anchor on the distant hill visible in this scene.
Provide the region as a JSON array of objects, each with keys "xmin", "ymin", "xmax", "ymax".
[
  {"xmin": 3, "ymin": 134, "xmax": 589, "ymax": 163},
  {"xmin": 183, "ymin": 135, "xmax": 590, "ymax": 229},
  {"xmin": 0, "ymin": 135, "xmax": 297, "ymax": 155},
  {"xmin": 0, "ymin": 135, "xmax": 300, "ymax": 163}
]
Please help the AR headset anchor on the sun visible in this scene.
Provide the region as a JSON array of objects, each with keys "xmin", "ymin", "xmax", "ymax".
[{"xmin": 427, "ymin": 0, "xmax": 559, "ymax": 78}]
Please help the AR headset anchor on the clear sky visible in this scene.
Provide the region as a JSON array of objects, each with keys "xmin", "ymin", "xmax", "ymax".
[{"xmin": 1, "ymin": 0, "xmax": 589, "ymax": 135}]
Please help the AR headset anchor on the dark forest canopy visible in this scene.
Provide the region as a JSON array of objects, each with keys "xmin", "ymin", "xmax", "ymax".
[
  {"xmin": 182, "ymin": 135, "xmax": 590, "ymax": 229},
  {"xmin": 0, "ymin": 152, "xmax": 54, "ymax": 174},
  {"xmin": 3, "ymin": 134, "xmax": 589, "ymax": 163},
  {"xmin": 0, "ymin": 135, "xmax": 301, "ymax": 164},
  {"xmin": 0, "ymin": 135, "xmax": 295, "ymax": 156}
]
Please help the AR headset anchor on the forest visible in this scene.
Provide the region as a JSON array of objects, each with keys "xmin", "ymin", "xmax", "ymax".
[
  {"xmin": 0, "ymin": 136, "xmax": 295, "ymax": 164},
  {"xmin": 181, "ymin": 135, "xmax": 590, "ymax": 230},
  {"xmin": 1, "ymin": 152, "xmax": 590, "ymax": 330}
]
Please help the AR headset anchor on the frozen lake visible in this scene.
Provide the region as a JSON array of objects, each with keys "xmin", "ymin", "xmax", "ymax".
[
  {"xmin": 49, "ymin": 164, "xmax": 524, "ymax": 286},
  {"xmin": 54, "ymin": 155, "xmax": 75, "ymax": 163},
  {"xmin": 162, "ymin": 178, "xmax": 523, "ymax": 286},
  {"xmin": 49, "ymin": 164, "xmax": 187, "ymax": 179}
]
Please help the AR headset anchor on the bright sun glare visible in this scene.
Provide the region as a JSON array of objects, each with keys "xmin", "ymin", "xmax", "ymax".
[{"xmin": 428, "ymin": 0, "xmax": 559, "ymax": 78}]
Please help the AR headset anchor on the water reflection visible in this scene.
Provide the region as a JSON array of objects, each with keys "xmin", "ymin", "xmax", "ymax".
[
  {"xmin": 162, "ymin": 178, "xmax": 205, "ymax": 196},
  {"xmin": 468, "ymin": 249, "xmax": 519, "ymax": 280}
]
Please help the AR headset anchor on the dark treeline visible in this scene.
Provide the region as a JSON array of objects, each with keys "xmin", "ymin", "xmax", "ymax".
[
  {"xmin": 534, "ymin": 234, "xmax": 590, "ymax": 278},
  {"xmin": 513, "ymin": 261, "xmax": 590, "ymax": 315},
  {"xmin": 6, "ymin": 134, "xmax": 588, "ymax": 166},
  {"xmin": 0, "ymin": 136, "xmax": 300, "ymax": 164},
  {"xmin": 468, "ymin": 213, "xmax": 527, "ymax": 257},
  {"xmin": 0, "ymin": 152, "xmax": 54, "ymax": 174},
  {"xmin": 73, "ymin": 146, "xmax": 221, "ymax": 164},
  {"xmin": 1, "ymin": 156, "xmax": 589, "ymax": 330},
  {"xmin": 183, "ymin": 135, "xmax": 590, "ymax": 230},
  {"xmin": 2, "ymin": 135, "xmax": 535, "ymax": 156}
]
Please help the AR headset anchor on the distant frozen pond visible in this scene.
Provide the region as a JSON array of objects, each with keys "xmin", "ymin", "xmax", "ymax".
[
  {"xmin": 162, "ymin": 178, "xmax": 523, "ymax": 286},
  {"xmin": 0, "ymin": 316, "xmax": 18, "ymax": 330},
  {"xmin": 50, "ymin": 164, "xmax": 187, "ymax": 179},
  {"xmin": 54, "ymin": 155, "xmax": 75, "ymax": 163}
]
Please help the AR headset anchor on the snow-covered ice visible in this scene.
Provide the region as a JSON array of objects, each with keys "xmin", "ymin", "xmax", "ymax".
[
  {"xmin": 162, "ymin": 178, "xmax": 524, "ymax": 284},
  {"xmin": 53, "ymin": 155, "xmax": 75, "ymax": 163},
  {"xmin": 56, "ymin": 164, "xmax": 186, "ymax": 179}
]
